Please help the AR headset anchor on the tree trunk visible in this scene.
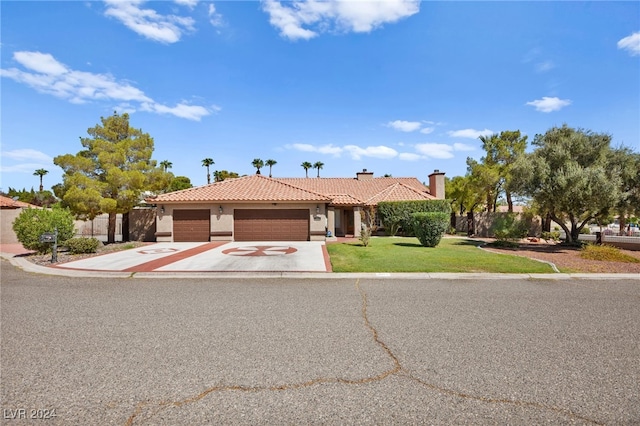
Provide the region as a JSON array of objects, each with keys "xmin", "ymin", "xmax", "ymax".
[
  {"xmin": 467, "ymin": 212, "xmax": 475, "ymax": 237},
  {"xmin": 618, "ymin": 211, "xmax": 627, "ymax": 236},
  {"xmin": 122, "ymin": 212, "xmax": 130, "ymax": 242},
  {"xmin": 450, "ymin": 212, "xmax": 456, "ymax": 232},
  {"xmin": 107, "ymin": 212, "xmax": 117, "ymax": 244},
  {"xmin": 506, "ymin": 191, "xmax": 513, "ymax": 212},
  {"xmin": 542, "ymin": 213, "xmax": 551, "ymax": 232}
]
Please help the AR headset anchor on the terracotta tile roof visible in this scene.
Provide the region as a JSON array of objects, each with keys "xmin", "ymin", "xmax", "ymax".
[
  {"xmin": 149, "ymin": 174, "xmax": 331, "ymax": 203},
  {"xmin": 278, "ymin": 177, "xmax": 434, "ymax": 206},
  {"xmin": 0, "ymin": 195, "xmax": 37, "ymax": 209},
  {"xmin": 328, "ymin": 194, "xmax": 365, "ymax": 206}
]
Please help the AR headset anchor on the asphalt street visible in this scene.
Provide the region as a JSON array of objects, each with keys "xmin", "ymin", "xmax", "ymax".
[{"xmin": 1, "ymin": 260, "xmax": 639, "ymax": 425}]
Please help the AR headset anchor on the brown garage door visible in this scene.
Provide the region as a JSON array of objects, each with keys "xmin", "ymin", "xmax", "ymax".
[
  {"xmin": 173, "ymin": 209, "xmax": 210, "ymax": 242},
  {"xmin": 234, "ymin": 209, "xmax": 309, "ymax": 241}
]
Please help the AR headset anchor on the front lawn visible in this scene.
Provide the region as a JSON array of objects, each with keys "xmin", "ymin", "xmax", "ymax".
[{"xmin": 327, "ymin": 237, "xmax": 555, "ymax": 273}]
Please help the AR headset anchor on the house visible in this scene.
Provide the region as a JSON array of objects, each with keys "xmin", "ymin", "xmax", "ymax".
[
  {"xmin": 0, "ymin": 195, "xmax": 40, "ymax": 244},
  {"xmin": 148, "ymin": 170, "xmax": 445, "ymax": 242}
]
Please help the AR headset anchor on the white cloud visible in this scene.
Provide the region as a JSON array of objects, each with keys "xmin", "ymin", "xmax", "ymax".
[
  {"xmin": 447, "ymin": 128, "xmax": 494, "ymax": 139},
  {"xmin": 387, "ymin": 120, "xmax": 421, "ymax": 132},
  {"xmin": 526, "ymin": 96, "xmax": 572, "ymax": 113},
  {"xmin": 617, "ymin": 31, "xmax": 640, "ymax": 56},
  {"xmin": 398, "ymin": 152, "xmax": 422, "ymax": 161},
  {"xmin": 1, "ymin": 149, "xmax": 52, "ymax": 163},
  {"xmin": 1, "ymin": 51, "xmax": 212, "ymax": 121},
  {"xmin": 419, "ymin": 127, "xmax": 434, "ymax": 134},
  {"xmin": 174, "ymin": 0, "xmax": 198, "ymax": 8},
  {"xmin": 289, "ymin": 143, "xmax": 344, "ymax": 156},
  {"xmin": 103, "ymin": 0, "xmax": 195, "ymax": 44},
  {"xmin": 453, "ymin": 142, "xmax": 475, "ymax": 151},
  {"xmin": 344, "ymin": 145, "xmax": 398, "ymax": 160},
  {"xmin": 262, "ymin": 0, "xmax": 420, "ymax": 41},
  {"xmin": 535, "ymin": 60, "xmax": 555, "ymax": 73},
  {"xmin": 208, "ymin": 3, "xmax": 224, "ymax": 28},
  {"xmin": 414, "ymin": 143, "xmax": 454, "ymax": 159}
]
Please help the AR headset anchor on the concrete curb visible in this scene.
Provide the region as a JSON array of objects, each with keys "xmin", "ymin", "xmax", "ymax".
[{"xmin": 4, "ymin": 253, "xmax": 639, "ymax": 280}]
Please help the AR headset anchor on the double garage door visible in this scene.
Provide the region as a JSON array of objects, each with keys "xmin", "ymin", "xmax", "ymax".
[
  {"xmin": 172, "ymin": 208, "xmax": 310, "ymax": 242},
  {"xmin": 234, "ymin": 209, "xmax": 309, "ymax": 241}
]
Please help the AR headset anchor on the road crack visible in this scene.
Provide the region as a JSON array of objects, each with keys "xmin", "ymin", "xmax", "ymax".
[{"xmin": 125, "ymin": 278, "xmax": 601, "ymax": 425}]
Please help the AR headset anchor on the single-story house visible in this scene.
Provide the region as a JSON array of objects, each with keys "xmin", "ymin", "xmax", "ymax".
[{"xmin": 147, "ymin": 169, "xmax": 445, "ymax": 242}]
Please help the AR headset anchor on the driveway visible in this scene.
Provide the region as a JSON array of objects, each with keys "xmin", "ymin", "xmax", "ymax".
[{"xmin": 51, "ymin": 241, "xmax": 331, "ymax": 272}]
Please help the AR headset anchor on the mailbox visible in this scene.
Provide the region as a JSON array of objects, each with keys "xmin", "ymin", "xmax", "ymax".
[{"xmin": 39, "ymin": 232, "xmax": 57, "ymax": 243}]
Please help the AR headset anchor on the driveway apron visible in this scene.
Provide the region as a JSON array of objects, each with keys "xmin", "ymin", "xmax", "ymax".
[{"xmin": 52, "ymin": 241, "xmax": 330, "ymax": 272}]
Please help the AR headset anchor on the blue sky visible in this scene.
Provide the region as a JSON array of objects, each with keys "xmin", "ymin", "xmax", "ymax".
[{"xmin": 1, "ymin": 1, "xmax": 639, "ymax": 192}]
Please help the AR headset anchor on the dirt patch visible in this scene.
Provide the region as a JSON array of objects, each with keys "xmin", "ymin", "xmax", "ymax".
[{"xmin": 482, "ymin": 241, "xmax": 640, "ymax": 273}]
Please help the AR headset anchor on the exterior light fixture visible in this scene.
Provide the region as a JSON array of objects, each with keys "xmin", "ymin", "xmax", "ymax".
[
  {"xmin": 316, "ymin": 205, "xmax": 320, "ymax": 214},
  {"xmin": 160, "ymin": 205, "xmax": 165, "ymax": 214},
  {"xmin": 219, "ymin": 205, "xmax": 223, "ymax": 214}
]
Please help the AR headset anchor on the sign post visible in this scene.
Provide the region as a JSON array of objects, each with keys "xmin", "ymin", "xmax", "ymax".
[{"xmin": 39, "ymin": 227, "xmax": 58, "ymax": 263}]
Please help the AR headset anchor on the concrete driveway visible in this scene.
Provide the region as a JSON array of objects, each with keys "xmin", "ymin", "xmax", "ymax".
[{"xmin": 52, "ymin": 241, "xmax": 331, "ymax": 273}]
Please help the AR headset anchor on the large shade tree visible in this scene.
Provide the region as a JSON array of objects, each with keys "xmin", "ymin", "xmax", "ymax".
[
  {"xmin": 54, "ymin": 112, "xmax": 172, "ymax": 243},
  {"xmin": 511, "ymin": 124, "xmax": 622, "ymax": 244}
]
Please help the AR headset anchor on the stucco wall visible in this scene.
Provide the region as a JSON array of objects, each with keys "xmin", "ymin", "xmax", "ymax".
[
  {"xmin": 0, "ymin": 209, "xmax": 23, "ymax": 244},
  {"xmin": 155, "ymin": 202, "xmax": 327, "ymax": 242}
]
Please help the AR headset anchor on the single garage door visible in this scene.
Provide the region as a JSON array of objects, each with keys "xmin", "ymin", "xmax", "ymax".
[
  {"xmin": 234, "ymin": 209, "xmax": 309, "ymax": 241},
  {"xmin": 173, "ymin": 209, "xmax": 210, "ymax": 242}
]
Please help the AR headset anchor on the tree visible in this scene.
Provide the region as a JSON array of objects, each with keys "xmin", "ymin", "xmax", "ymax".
[
  {"xmin": 214, "ymin": 170, "xmax": 240, "ymax": 182},
  {"xmin": 265, "ymin": 159, "xmax": 277, "ymax": 177},
  {"xmin": 511, "ymin": 124, "xmax": 622, "ymax": 244},
  {"xmin": 167, "ymin": 176, "xmax": 192, "ymax": 192},
  {"xmin": 252, "ymin": 158, "xmax": 264, "ymax": 174},
  {"xmin": 314, "ymin": 161, "xmax": 324, "ymax": 178},
  {"xmin": 301, "ymin": 161, "xmax": 313, "ymax": 178},
  {"xmin": 33, "ymin": 169, "xmax": 49, "ymax": 192},
  {"xmin": 606, "ymin": 147, "xmax": 640, "ymax": 234},
  {"xmin": 54, "ymin": 112, "xmax": 172, "ymax": 243},
  {"xmin": 202, "ymin": 158, "xmax": 214, "ymax": 184},
  {"xmin": 469, "ymin": 131, "xmax": 527, "ymax": 212},
  {"xmin": 160, "ymin": 160, "xmax": 173, "ymax": 172}
]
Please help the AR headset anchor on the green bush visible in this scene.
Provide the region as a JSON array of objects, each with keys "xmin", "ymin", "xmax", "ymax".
[
  {"xmin": 580, "ymin": 244, "xmax": 640, "ymax": 263},
  {"xmin": 65, "ymin": 237, "xmax": 100, "ymax": 254},
  {"xmin": 378, "ymin": 200, "xmax": 451, "ymax": 236},
  {"xmin": 411, "ymin": 212, "xmax": 449, "ymax": 247},
  {"xmin": 541, "ymin": 231, "xmax": 561, "ymax": 242},
  {"xmin": 491, "ymin": 213, "xmax": 528, "ymax": 241},
  {"xmin": 12, "ymin": 206, "xmax": 76, "ymax": 253}
]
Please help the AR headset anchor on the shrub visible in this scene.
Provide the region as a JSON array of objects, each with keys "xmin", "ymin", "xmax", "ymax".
[
  {"xmin": 580, "ymin": 244, "xmax": 640, "ymax": 263},
  {"xmin": 12, "ymin": 206, "xmax": 76, "ymax": 254},
  {"xmin": 541, "ymin": 231, "xmax": 560, "ymax": 242},
  {"xmin": 65, "ymin": 237, "xmax": 101, "ymax": 254},
  {"xmin": 378, "ymin": 200, "xmax": 451, "ymax": 237},
  {"xmin": 491, "ymin": 213, "xmax": 528, "ymax": 242},
  {"xmin": 411, "ymin": 212, "xmax": 449, "ymax": 247}
]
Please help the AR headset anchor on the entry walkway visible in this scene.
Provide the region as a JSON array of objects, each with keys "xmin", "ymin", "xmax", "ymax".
[{"xmin": 48, "ymin": 242, "xmax": 331, "ymax": 273}]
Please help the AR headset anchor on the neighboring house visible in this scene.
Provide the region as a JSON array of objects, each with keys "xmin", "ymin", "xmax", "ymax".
[
  {"xmin": 0, "ymin": 195, "xmax": 40, "ymax": 244},
  {"xmin": 148, "ymin": 169, "xmax": 445, "ymax": 242}
]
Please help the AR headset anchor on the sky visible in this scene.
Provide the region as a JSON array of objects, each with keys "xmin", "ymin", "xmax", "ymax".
[{"xmin": 1, "ymin": 1, "xmax": 639, "ymax": 192}]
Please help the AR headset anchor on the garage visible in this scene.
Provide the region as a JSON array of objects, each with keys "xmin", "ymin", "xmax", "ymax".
[
  {"xmin": 173, "ymin": 209, "xmax": 210, "ymax": 242},
  {"xmin": 234, "ymin": 209, "xmax": 309, "ymax": 241}
]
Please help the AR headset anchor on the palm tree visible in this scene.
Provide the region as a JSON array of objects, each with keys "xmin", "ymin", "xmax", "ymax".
[
  {"xmin": 33, "ymin": 169, "xmax": 48, "ymax": 192},
  {"xmin": 265, "ymin": 159, "xmax": 277, "ymax": 177},
  {"xmin": 160, "ymin": 160, "xmax": 173, "ymax": 172},
  {"xmin": 252, "ymin": 158, "xmax": 264, "ymax": 174},
  {"xmin": 313, "ymin": 161, "xmax": 324, "ymax": 178},
  {"xmin": 301, "ymin": 161, "xmax": 313, "ymax": 178},
  {"xmin": 202, "ymin": 158, "xmax": 214, "ymax": 184}
]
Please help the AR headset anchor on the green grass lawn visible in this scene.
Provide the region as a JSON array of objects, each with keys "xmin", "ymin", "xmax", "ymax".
[{"xmin": 327, "ymin": 237, "xmax": 555, "ymax": 273}]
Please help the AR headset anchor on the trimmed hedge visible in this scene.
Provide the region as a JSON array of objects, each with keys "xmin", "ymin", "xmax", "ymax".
[
  {"xmin": 378, "ymin": 200, "xmax": 451, "ymax": 236},
  {"xmin": 66, "ymin": 237, "xmax": 101, "ymax": 254},
  {"xmin": 411, "ymin": 212, "xmax": 449, "ymax": 247}
]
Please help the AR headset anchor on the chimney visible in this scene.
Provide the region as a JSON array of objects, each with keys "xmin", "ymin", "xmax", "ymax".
[
  {"xmin": 356, "ymin": 169, "xmax": 374, "ymax": 180},
  {"xmin": 428, "ymin": 169, "xmax": 445, "ymax": 199}
]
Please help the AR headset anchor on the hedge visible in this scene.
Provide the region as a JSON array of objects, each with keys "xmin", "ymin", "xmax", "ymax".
[
  {"xmin": 12, "ymin": 206, "xmax": 76, "ymax": 253},
  {"xmin": 377, "ymin": 200, "xmax": 451, "ymax": 236},
  {"xmin": 65, "ymin": 237, "xmax": 101, "ymax": 254}
]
